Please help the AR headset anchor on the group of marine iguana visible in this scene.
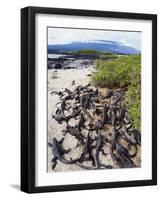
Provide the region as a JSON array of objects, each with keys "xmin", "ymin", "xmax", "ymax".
[{"xmin": 48, "ymin": 83, "xmax": 141, "ymax": 171}]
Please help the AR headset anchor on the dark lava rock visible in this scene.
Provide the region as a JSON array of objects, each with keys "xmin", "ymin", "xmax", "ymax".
[{"xmin": 55, "ymin": 63, "xmax": 63, "ymax": 69}]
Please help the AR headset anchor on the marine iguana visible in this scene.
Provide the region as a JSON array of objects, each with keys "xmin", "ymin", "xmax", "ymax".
[
  {"xmin": 78, "ymin": 131, "xmax": 95, "ymax": 165},
  {"xmin": 123, "ymin": 126, "xmax": 137, "ymax": 145},
  {"xmin": 52, "ymin": 108, "xmax": 65, "ymax": 124},
  {"xmin": 84, "ymin": 93, "xmax": 92, "ymax": 109},
  {"xmin": 77, "ymin": 113, "xmax": 86, "ymax": 130},
  {"xmin": 131, "ymin": 129, "xmax": 141, "ymax": 145},
  {"xmin": 74, "ymin": 85, "xmax": 83, "ymax": 94},
  {"xmin": 65, "ymin": 88, "xmax": 74, "ymax": 96},
  {"xmin": 89, "ymin": 88, "xmax": 99, "ymax": 97},
  {"xmin": 60, "ymin": 94, "xmax": 74, "ymax": 101},
  {"xmin": 80, "ymin": 95, "xmax": 86, "ymax": 111},
  {"xmin": 119, "ymin": 105, "xmax": 126, "ymax": 121},
  {"xmin": 69, "ymin": 107, "xmax": 81, "ymax": 120},
  {"xmin": 92, "ymin": 129, "xmax": 112, "ymax": 169},
  {"xmin": 112, "ymin": 91, "xmax": 124, "ymax": 105},
  {"xmin": 115, "ymin": 143, "xmax": 136, "ymax": 168},
  {"xmin": 94, "ymin": 129, "xmax": 103, "ymax": 168},
  {"xmin": 105, "ymin": 90, "xmax": 114, "ymax": 98},
  {"xmin": 115, "ymin": 143, "xmax": 137, "ymax": 158},
  {"xmin": 66, "ymin": 125, "xmax": 85, "ymax": 144},
  {"xmin": 56, "ymin": 99, "xmax": 71, "ymax": 118},
  {"xmin": 51, "ymin": 90, "xmax": 65, "ymax": 98},
  {"xmin": 94, "ymin": 104, "xmax": 109, "ymax": 129},
  {"xmin": 109, "ymin": 127, "xmax": 119, "ymax": 161},
  {"xmin": 49, "ymin": 138, "xmax": 84, "ymax": 170}
]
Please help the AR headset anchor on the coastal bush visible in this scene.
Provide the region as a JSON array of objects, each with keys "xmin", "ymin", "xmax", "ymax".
[
  {"xmin": 99, "ymin": 54, "xmax": 118, "ymax": 59},
  {"xmin": 70, "ymin": 49, "xmax": 113, "ymax": 55},
  {"xmin": 51, "ymin": 71, "xmax": 58, "ymax": 79},
  {"xmin": 92, "ymin": 55, "xmax": 141, "ymax": 129}
]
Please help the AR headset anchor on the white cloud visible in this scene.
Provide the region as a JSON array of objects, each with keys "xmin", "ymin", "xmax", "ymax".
[{"xmin": 48, "ymin": 27, "xmax": 141, "ymax": 50}]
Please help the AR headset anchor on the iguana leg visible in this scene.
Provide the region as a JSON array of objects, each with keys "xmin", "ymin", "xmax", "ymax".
[
  {"xmin": 90, "ymin": 156, "xmax": 96, "ymax": 166},
  {"xmin": 62, "ymin": 130, "xmax": 67, "ymax": 136},
  {"xmin": 62, "ymin": 148, "xmax": 71, "ymax": 154},
  {"xmin": 51, "ymin": 156, "xmax": 57, "ymax": 170},
  {"xmin": 59, "ymin": 137, "xmax": 64, "ymax": 144},
  {"xmin": 100, "ymin": 148, "xmax": 108, "ymax": 156},
  {"xmin": 48, "ymin": 142, "xmax": 52, "ymax": 147}
]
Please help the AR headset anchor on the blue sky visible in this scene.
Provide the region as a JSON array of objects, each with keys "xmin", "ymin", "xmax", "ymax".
[{"xmin": 48, "ymin": 27, "xmax": 141, "ymax": 50}]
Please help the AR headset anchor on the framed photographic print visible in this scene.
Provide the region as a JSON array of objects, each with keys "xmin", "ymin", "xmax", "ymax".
[{"xmin": 21, "ymin": 6, "xmax": 157, "ymax": 193}]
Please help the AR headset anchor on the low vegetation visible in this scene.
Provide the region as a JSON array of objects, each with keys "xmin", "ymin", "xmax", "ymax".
[
  {"xmin": 69, "ymin": 49, "xmax": 113, "ymax": 55},
  {"xmin": 51, "ymin": 71, "xmax": 58, "ymax": 79},
  {"xmin": 99, "ymin": 54, "xmax": 118, "ymax": 59},
  {"xmin": 92, "ymin": 55, "xmax": 141, "ymax": 129},
  {"xmin": 64, "ymin": 49, "xmax": 114, "ymax": 56}
]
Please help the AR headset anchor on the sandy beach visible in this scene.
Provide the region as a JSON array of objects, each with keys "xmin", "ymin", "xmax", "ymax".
[
  {"xmin": 47, "ymin": 62, "xmax": 141, "ymax": 172},
  {"xmin": 48, "ymin": 65, "xmax": 95, "ymax": 172}
]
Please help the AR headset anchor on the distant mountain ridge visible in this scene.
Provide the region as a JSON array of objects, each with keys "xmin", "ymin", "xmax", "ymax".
[{"xmin": 48, "ymin": 40, "xmax": 140, "ymax": 55}]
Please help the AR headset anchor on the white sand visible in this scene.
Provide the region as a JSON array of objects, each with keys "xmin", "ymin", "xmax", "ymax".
[{"xmin": 48, "ymin": 66, "xmax": 94, "ymax": 172}]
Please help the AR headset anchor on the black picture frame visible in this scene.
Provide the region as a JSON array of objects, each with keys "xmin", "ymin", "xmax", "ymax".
[{"xmin": 21, "ymin": 6, "xmax": 157, "ymax": 193}]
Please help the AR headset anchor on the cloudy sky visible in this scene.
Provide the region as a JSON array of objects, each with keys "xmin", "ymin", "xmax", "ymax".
[{"xmin": 48, "ymin": 27, "xmax": 141, "ymax": 50}]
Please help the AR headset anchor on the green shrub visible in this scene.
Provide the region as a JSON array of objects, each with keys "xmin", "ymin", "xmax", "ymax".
[
  {"xmin": 51, "ymin": 71, "xmax": 58, "ymax": 79},
  {"xmin": 91, "ymin": 55, "xmax": 141, "ymax": 129},
  {"xmin": 99, "ymin": 54, "xmax": 118, "ymax": 59},
  {"xmin": 70, "ymin": 49, "xmax": 113, "ymax": 55}
]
